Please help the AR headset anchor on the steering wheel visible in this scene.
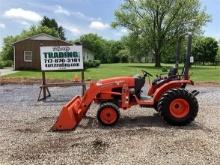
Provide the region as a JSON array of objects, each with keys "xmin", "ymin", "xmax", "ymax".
[{"xmin": 141, "ymin": 70, "xmax": 153, "ymax": 78}]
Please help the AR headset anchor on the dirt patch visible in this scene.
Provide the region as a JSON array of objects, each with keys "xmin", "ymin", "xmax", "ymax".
[
  {"xmin": 0, "ymin": 77, "xmax": 73, "ymax": 85},
  {"xmin": 9, "ymin": 135, "xmax": 110, "ymax": 164},
  {"xmin": 0, "ymin": 77, "xmax": 42, "ymax": 85},
  {"xmin": 15, "ymin": 128, "xmax": 40, "ymax": 133},
  {"xmin": 92, "ymin": 139, "xmax": 109, "ymax": 148},
  {"xmin": 71, "ymin": 138, "xmax": 109, "ymax": 152},
  {"xmin": 10, "ymin": 139, "xmax": 65, "ymax": 161},
  {"xmin": 194, "ymin": 81, "xmax": 220, "ymax": 87},
  {"xmin": 37, "ymin": 116, "xmax": 56, "ymax": 121},
  {"xmin": 1, "ymin": 77, "xmax": 220, "ymax": 86}
]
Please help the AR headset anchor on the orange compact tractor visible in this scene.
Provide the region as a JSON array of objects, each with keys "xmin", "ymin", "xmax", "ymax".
[{"xmin": 52, "ymin": 33, "xmax": 199, "ymax": 131}]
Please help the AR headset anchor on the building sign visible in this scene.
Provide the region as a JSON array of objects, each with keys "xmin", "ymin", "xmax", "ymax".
[{"xmin": 40, "ymin": 46, "xmax": 83, "ymax": 71}]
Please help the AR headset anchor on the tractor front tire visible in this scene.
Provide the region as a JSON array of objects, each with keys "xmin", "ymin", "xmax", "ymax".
[
  {"xmin": 97, "ymin": 102, "xmax": 120, "ymax": 126},
  {"xmin": 158, "ymin": 89, "xmax": 198, "ymax": 126}
]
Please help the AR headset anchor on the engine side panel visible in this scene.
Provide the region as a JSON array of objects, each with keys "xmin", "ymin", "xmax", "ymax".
[{"xmin": 98, "ymin": 76, "xmax": 135, "ymax": 87}]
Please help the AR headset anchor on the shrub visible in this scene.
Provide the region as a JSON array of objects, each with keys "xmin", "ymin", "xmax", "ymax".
[
  {"xmin": 0, "ymin": 60, "xmax": 13, "ymax": 69},
  {"xmin": 120, "ymin": 55, "xmax": 129, "ymax": 63},
  {"xmin": 2, "ymin": 60, "xmax": 13, "ymax": 67},
  {"xmin": 161, "ymin": 67, "xmax": 168, "ymax": 72},
  {"xmin": 111, "ymin": 55, "xmax": 120, "ymax": 63},
  {"xmin": 0, "ymin": 62, "xmax": 3, "ymax": 69},
  {"xmin": 84, "ymin": 60, "xmax": 101, "ymax": 69},
  {"xmin": 83, "ymin": 61, "xmax": 90, "ymax": 68},
  {"xmin": 93, "ymin": 60, "xmax": 101, "ymax": 67}
]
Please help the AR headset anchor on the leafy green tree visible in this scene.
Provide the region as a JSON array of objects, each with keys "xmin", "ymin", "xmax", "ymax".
[
  {"xmin": 79, "ymin": 33, "xmax": 108, "ymax": 63},
  {"xmin": 161, "ymin": 37, "xmax": 188, "ymax": 64},
  {"xmin": 121, "ymin": 33, "xmax": 149, "ymax": 62},
  {"xmin": 0, "ymin": 25, "xmax": 58, "ymax": 61},
  {"xmin": 20, "ymin": 25, "xmax": 59, "ymax": 39},
  {"xmin": 108, "ymin": 40, "xmax": 124, "ymax": 63},
  {"xmin": 192, "ymin": 37, "xmax": 218, "ymax": 65},
  {"xmin": 40, "ymin": 16, "xmax": 66, "ymax": 40},
  {"xmin": 112, "ymin": 0, "xmax": 210, "ymax": 67},
  {"xmin": 117, "ymin": 49, "xmax": 130, "ymax": 63},
  {"xmin": 0, "ymin": 36, "xmax": 16, "ymax": 61},
  {"xmin": 217, "ymin": 45, "xmax": 220, "ymax": 64},
  {"xmin": 79, "ymin": 34, "xmax": 128, "ymax": 63}
]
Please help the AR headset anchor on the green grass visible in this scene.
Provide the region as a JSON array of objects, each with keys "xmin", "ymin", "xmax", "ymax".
[{"xmin": 4, "ymin": 63, "xmax": 220, "ymax": 82}]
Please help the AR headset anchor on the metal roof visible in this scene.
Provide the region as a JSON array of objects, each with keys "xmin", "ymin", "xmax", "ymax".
[{"xmin": 12, "ymin": 33, "xmax": 72, "ymax": 45}]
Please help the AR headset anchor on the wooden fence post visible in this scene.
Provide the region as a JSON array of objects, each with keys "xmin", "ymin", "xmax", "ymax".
[
  {"xmin": 81, "ymin": 70, "xmax": 86, "ymax": 96},
  {"xmin": 42, "ymin": 71, "xmax": 46, "ymax": 100}
]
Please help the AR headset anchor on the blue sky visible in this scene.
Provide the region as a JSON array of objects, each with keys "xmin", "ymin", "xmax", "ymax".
[{"xmin": 0, "ymin": 0, "xmax": 219, "ymax": 50}]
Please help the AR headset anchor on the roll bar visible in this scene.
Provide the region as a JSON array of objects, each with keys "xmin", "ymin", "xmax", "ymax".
[{"xmin": 175, "ymin": 32, "xmax": 193, "ymax": 80}]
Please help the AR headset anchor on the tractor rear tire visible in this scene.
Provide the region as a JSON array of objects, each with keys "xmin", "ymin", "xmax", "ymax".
[
  {"xmin": 97, "ymin": 102, "xmax": 120, "ymax": 126},
  {"xmin": 158, "ymin": 89, "xmax": 198, "ymax": 126},
  {"xmin": 154, "ymin": 102, "xmax": 158, "ymax": 112}
]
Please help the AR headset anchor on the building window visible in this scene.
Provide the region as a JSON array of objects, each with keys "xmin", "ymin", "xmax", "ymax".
[{"xmin": 24, "ymin": 51, "xmax": 32, "ymax": 62}]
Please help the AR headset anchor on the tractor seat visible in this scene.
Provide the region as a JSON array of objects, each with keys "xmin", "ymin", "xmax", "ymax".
[
  {"xmin": 152, "ymin": 77, "xmax": 165, "ymax": 86},
  {"xmin": 168, "ymin": 67, "xmax": 178, "ymax": 77},
  {"xmin": 152, "ymin": 67, "xmax": 178, "ymax": 86}
]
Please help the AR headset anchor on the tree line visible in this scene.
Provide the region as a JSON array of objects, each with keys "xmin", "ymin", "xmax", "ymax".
[
  {"xmin": 77, "ymin": 33, "xmax": 219, "ymax": 65},
  {"xmin": 0, "ymin": 0, "xmax": 220, "ymax": 67}
]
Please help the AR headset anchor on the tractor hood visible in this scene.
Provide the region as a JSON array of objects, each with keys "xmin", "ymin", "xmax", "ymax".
[{"xmin": 98, "ymin": 76, "xmax": 135, "ymax": 87}]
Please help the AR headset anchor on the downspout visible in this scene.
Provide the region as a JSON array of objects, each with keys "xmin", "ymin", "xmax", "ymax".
[{"xmin": 13, "ymin": 45, "xmax": 16, "ymax": 70}]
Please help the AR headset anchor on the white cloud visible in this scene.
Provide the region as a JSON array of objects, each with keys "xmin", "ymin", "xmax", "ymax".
[
  {"xmin": 21, "ymin": 21, "xmax": 30, "ymax": 26},
  {"xmin": 114, "ymin": 28, "xmax": 129, "ymax": 37},
  {"xmin": 69, "ymin": 27, "xmax": 81, "ymax": 35},
  {"xmin": 52, "ymin": 5, "xmax": 100, "ymax": 21},
  {"xmin": 73, "ymin": 11, "xmax": 86, "ymax": 18},
  {"xmin": 4, "ymin": 8, "xmax": 42, "ymax": 22},
  {"xmin": 89, "ymin": 21, "xmax": 109, "ymax": 30},
  {"xmin": 121, "ymin": 28, "xmax": 128, "ymax": 34},
  {"xmin": 54, "ymin": 5, "xmax": 71, "ymax": 16},
  {"xmin": 19, "ymin": 21, "xmax": 31, "ymax": 29},
  {"xmin": 64, "ymin": 26, "xmax": 81, "ymax": 36},
  {"xmin": 0, "ymin": 23, "xmax": 6, "ymax": 29},
  {"xmin": 71, "ymin": 11, "xmax": 101, "ymax": 22}
]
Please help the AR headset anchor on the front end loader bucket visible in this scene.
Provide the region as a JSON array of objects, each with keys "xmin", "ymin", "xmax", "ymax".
[{"xmin": 51, "ymin": 96, "xmax": 83, "ymax": 131}]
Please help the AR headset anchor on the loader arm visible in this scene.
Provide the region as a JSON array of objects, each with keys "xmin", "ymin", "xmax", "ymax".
[{"xmin": 52, "ymin": 81, "xmax": 125, "ymax": 131}]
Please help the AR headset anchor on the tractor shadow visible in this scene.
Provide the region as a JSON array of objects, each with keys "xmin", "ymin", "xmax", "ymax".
[
  {"xmin": 117, "ymin": 113, "xmax": 164, "ymax": 128},
  {"xmin": 80, "ymin": 114, "xmax": 206, "ymax": 131}
]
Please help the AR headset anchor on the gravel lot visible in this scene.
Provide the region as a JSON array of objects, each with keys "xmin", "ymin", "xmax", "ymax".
[{"xmin": 0, "ymin": 84, "xmax": 219, "ymax": 165}]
